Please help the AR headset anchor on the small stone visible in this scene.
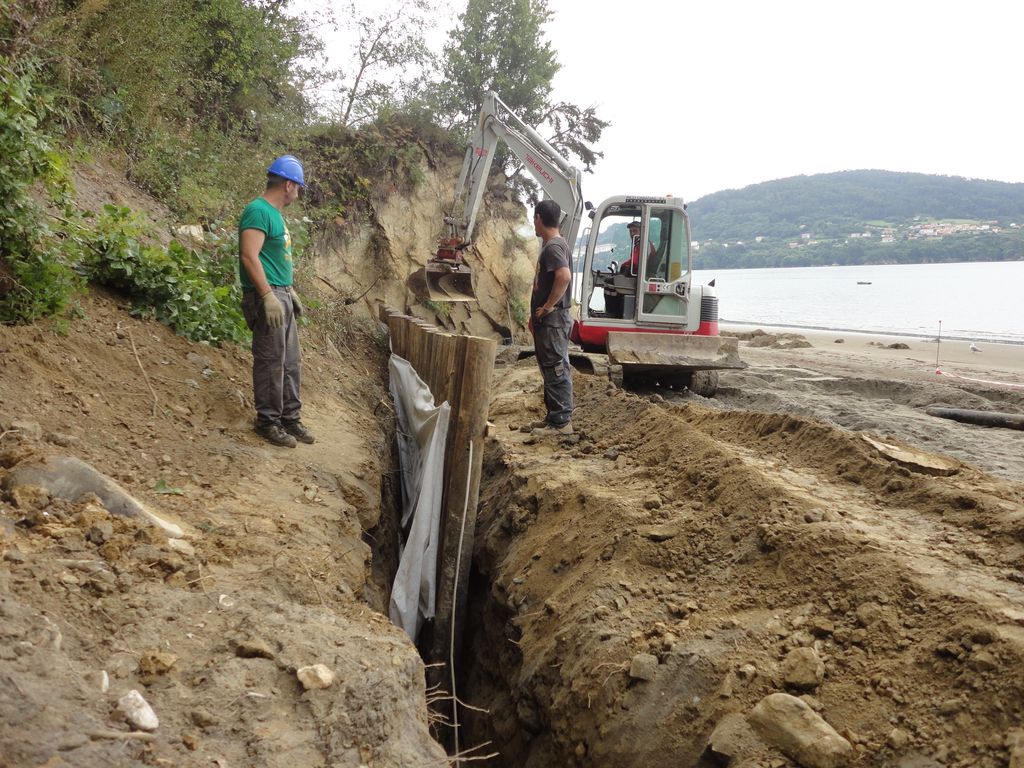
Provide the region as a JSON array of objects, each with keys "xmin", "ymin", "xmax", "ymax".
[
  {"xmin": 782, "ymin": 647, "xmax": 825, "ymax": 691},
  {"xmin": 708, "ymin": 712, "xmax": 764, "ymax": 761},
  {"xmin": 297, "ymin": 663, "xmax": 336, "ymax": 690},
  {"xmin": 800, "ymin": 694, "xmax": 823, "ymax": 711},
  {"xmin": 748, "ymin": 693, "xmax": 852, "ymax": 768},
  {"xmin": 643, "ymin": 496, "xmax": 662, "ymax": 510},
  {"xmin": 44, "ymin": 431, "xmax": 77, "ymax": 447},
  {"xmin": 629, "ymin": 653, "xmax": 659, "ymax": 681},
  {"xmin": 855, "ymin": 602, "xmax": 884, "ymax": 627},
  {"xmin": 967, "ymin": 650, "xmax": 998, "ymax": 672},
  {"xmin": 56, "ymin": 732, "xmax": 90, "ymax": 751},
  {"xmin": 887, "ymin": 727, "xmax": 910, "ymax": 749},
  {"xmin": 737, "ymin": 663, "xmax": 757, "ymax": 680},
  {"xmin": 118, "ymin": 689, "xmax": 159, "ymax": 731},
  {"xmin": 167, "ymin": 538, "xmax": 196, "ymax": 557},
  {"xmin": 190, "ymin": 708, "xmax": 219, "ymax": 728},
  {"xmin": 3, "ymin": 548, "xmax": 26, "ymax": 564},
  {"xmin": 809, "ymin": 617, "xmax": 835, "ymax": 637},
  {"xmin": 938, "ymin": 699, "xmax": 961, "ymax": 716},
  {"xmin": 86, "ymin": 522, "xmax": 114, "ymax": 545},
  {"xmin": 139, "ymin": 649, "xmax": 178, "ymax": 677},
  {"xmin": 603, "ymin": 449, "xmax": 620, "ymax": 460},
  {"xmin": 186, "ymin": 351, "xmax": 212, "ymax": 369}
]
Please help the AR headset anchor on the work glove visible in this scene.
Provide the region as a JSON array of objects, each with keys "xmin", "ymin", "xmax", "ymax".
[
  {"xmin": 289, "ymin": 287, "xmax": 303, "ymax": 317},
  {"xmin": 261, "ymin": 290, "xmax": 285, "ymax": 330}
]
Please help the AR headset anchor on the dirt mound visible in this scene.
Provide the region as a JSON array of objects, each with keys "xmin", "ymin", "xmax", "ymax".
[{"xmin": 460, "ymin": 362, "xmax": 1024, "ymax": 767}]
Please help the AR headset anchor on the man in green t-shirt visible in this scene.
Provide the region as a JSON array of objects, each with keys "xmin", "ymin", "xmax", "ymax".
[{"xmin": 238, "ymin": 154, "xmax": 314, "ymax": 448}]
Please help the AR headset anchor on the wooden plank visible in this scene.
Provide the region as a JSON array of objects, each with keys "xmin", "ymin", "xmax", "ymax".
[{"xmin": 429, "ymin": 333, "xmax": 496, "ymax": 674}]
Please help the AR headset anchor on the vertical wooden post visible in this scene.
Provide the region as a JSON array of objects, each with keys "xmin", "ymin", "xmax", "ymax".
[{"xmin": 429, "ymin": 334, "xmax": 496, "ymax": 672}]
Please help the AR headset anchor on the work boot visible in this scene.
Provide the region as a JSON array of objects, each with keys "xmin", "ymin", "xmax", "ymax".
[
  {"xmin": 282, "ymin": 420, "xmax": 315, "ymax": 444},
  {"xmin": 532, "ymin": 422, "xmax": 573, "ymax": 437},
  {"xmin": 255, "ymin": 422, "xmax": 297, "ymax": 448}
]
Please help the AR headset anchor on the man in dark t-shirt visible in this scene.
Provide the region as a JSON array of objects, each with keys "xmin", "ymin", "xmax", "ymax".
[{"xmin": 529, "ymin": 199, "xmax": 574, "ymax": 434}]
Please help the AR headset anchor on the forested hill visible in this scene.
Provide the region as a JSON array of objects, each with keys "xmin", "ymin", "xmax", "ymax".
[{"xmin": 686, "ymin": 170, "xmax": 1024, "ymax": 269}]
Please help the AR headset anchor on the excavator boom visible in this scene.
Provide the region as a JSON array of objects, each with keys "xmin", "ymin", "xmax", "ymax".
[{"xmin": 412, "ymin": 93, "xmax": 584, "ymax": 302}]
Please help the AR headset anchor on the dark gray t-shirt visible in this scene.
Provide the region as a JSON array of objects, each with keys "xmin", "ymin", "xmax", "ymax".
[{"xmin": 531, "ymin": 235, "xmax": 572, "ymax": 317}]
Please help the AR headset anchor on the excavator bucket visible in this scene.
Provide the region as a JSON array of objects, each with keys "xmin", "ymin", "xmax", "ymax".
[
  {"xmin": 407, "ymin": 238, "xmax": 477, "ymax": 302},
  {"xmin": 420, "ymin": 261, "xmax": 476, "ymax": 302}
]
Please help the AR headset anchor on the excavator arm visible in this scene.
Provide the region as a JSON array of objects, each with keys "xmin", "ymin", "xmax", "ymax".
[{"xmin": 416, "ymin": 92, "xmax": 586, "ymax": 302}]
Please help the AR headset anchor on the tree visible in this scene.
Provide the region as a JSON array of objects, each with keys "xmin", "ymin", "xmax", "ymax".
[
  {"xmin": 322, "ymin": 0, "xmax": 437, "ymax": 128},
  {"xmin": 436, "ymin": 0, "xmax": 608, "ymax": 190}
]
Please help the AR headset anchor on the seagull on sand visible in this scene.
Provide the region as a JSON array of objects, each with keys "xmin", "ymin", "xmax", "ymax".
[{"xmin": 969, "ymin": 342, "xmax": 982, "ymax": 353}]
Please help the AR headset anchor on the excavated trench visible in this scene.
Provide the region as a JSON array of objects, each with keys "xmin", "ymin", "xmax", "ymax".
[{"xmin": 431, "ymin": 361, "xmax": 1024, "ymax": 768}]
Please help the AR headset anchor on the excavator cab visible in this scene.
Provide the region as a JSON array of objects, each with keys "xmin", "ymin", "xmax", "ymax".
[{"xmin": 586, "ymin": 204, "xmax": 680, "ymax": 322}]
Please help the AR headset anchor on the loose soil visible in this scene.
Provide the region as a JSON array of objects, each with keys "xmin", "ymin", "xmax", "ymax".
[
  {"xmin": 2, "ymin": 294, "xmax": 1024, "ymax": 767},
  {"xmin": 0, "ymin": 292, "xmax": 447, "ymax": 767},
  {"xmin": 460, "ymin": 339, "xmax": 1024, "ymax": 767}
]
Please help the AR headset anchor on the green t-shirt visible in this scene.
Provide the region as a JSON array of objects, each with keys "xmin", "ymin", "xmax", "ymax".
[{"xmin": 238, "ymin": 197, "xmax": 293, "ymax": 289}]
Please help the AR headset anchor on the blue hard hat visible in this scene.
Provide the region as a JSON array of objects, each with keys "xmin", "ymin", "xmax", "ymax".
[{"xmin": 267, "ymin": 155, "xmax": 305, "ymax": 186}]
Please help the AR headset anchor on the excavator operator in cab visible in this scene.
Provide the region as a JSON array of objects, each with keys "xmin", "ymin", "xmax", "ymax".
[{"xmin": 620, "ymin": 220, "xmax": 655, "ymax": 276}]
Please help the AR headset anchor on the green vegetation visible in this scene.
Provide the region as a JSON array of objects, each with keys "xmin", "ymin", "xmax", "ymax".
[
  {"xmin": 508, "ymin": 296, "xmax": 529, "ymax": 327},
  {"xmin": 4, "ymin": 0, "xmax": 606, "ymax": 337},
  {"xmin": 436, "ymin": 0, "xmax": 608, "ymax": 192},
  {"xmin": 420, "ymin": 298, "xmax": 452, "ymax": 320},
  {"xmin": 688, "ymin": 170, "xmax": 1024, "ymax": 269},
  {"xmin": 0, "ymin": 58, "xmax": 83, "ymax": 324},
  {"xmin": 84, "ymin": 206, "xmax": 248, "ymax": 344}
]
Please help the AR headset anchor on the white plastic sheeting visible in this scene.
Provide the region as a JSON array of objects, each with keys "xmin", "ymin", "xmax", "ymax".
[{"xmin": 388, "ymin": 354, "xmax": 451, "ymax": 640}]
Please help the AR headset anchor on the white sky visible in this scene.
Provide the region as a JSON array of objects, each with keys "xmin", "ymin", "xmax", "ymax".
[{"xmin": 298, "ymin": 0, "xmax": 1024, "ymax": 204}]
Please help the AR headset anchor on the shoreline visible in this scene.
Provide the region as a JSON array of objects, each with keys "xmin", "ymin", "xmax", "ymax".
[
  {"xmin": 721, "ymin": 322, "xmax": 1024, "ymax": 380},
  {"xmin": 720, "ymin": 319, "xmax": 1024, "ymax": 346}
]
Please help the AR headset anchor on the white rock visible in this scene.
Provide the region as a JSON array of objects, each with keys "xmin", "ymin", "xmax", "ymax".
[
  {"xmin": 748, "ymin": 692, "xmax": 852, "ymax": 768},
  {"xmin": 297, "ymin": 664, "xmax": 336, "ymax": 690},
  {"xmin": 118, "ymin": 689, "xmax": 159, "ymax": 731},
  {"xmin": 167, "ymin": 538, "xmax": 196, "ymax": 557}
]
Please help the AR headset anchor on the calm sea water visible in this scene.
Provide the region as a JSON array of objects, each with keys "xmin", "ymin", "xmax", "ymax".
[{"xmin": 687, "ymin": 261, "xmax": 1024, "ymax": 344}]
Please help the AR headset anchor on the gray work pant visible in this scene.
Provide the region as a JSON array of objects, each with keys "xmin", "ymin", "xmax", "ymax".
[
  {"xmin": 532, "ymin": 310, "xmax": 574, "ymax": 427},
  {"xmin": 241, "ymin": 286, "xmax": 302, "ymax": 426}
]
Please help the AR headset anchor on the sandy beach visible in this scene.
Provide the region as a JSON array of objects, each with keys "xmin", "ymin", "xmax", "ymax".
[
  {"xmin": 708, "ymin": 324, "xmax": 1024, "ymax": 484},
  {"xmin": 724, "ymin": 323, "xmax": 1024, "ymax": 381}
]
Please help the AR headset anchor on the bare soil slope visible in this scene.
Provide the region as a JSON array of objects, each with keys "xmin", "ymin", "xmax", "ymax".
[{"xmin": 0, "ymin": 292, "xmax": 447, "ymax": 767}]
